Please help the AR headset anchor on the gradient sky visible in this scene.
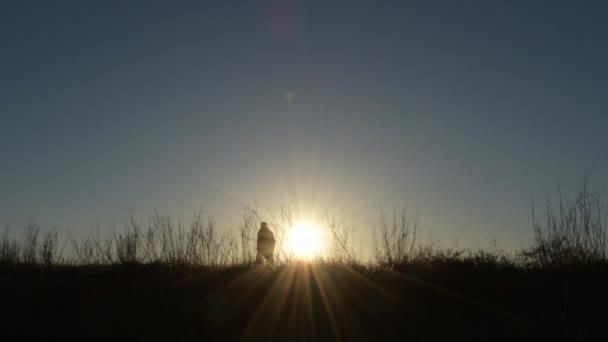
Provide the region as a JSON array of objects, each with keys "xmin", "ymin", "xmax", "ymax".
[{"xmin": 1, "ymin": 1, "xmax": 607, "ymax": 252}]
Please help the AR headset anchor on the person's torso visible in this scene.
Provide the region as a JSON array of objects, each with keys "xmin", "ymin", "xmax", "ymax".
[{"xmin": 258, "ymin": 229, "xmax": 275, "ymax": 245}]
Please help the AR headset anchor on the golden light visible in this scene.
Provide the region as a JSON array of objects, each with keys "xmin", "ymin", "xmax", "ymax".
[{"xmin": 286, "ymin": 220, "xmax": 325, "ymax": 259}]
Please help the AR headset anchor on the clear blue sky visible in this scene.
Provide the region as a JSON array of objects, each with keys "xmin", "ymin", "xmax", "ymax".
[{"xmin": 1, "ymin": 1, "xmax": 607, "ymax": 251}]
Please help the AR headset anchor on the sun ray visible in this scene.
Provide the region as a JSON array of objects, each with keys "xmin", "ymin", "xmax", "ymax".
[
  {"xmin": 242, "ymin": 265, "xmax": 297, "ymax": 340},
  {"xmin": 310, "ymin": 264, "xmax": 343, "ymax": 341}
]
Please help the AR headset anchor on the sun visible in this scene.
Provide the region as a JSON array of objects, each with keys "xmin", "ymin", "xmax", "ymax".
[{"xmin": 286, "ymin": 220, "xmax": 325, "ymax": 259}]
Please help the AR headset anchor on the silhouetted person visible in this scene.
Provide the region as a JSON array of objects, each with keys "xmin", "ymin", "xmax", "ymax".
[{"xmin": 256, "ymin": 222, "xmax": 276, "ymax": 265}]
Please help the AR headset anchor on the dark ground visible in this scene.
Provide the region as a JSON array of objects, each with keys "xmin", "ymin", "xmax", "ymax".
[{"xmin": 1, "ymin": 262, "xmax": 607, "ymax": 341}]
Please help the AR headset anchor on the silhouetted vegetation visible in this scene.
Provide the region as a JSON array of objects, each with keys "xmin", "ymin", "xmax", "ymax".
[
  {"xmin": 524, "ymin": 175, "xmax": 608, "ymax": 267},
  {"xmin": 1, "ymin": 177, "xmax": 608, "ymax": 341}
]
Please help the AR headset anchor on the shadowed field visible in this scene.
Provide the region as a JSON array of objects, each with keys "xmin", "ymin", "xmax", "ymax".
[{"xmin": 2, "ymin": 261, "xmax": 608, "ymax": 341}]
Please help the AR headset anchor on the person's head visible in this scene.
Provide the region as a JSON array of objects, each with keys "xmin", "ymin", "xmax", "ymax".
[{"xmin": 261, "ymin": 222, "xmax": 268, "ymax": 230}]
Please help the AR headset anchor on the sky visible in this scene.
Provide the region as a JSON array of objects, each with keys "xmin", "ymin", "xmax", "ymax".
[{"xmin": 1, "ymin": 1, "xmax": 607, "ymax": 253}]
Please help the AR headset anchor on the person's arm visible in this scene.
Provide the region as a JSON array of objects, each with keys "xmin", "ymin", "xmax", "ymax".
[{"xmin": 256, "ymin": 230, "xmax": 262, "ymax": 252}]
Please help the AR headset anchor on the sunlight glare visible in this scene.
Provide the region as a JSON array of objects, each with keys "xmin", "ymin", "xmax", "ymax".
[{"xmin": 287, "ymin": 220, "xmax": 325, "ymax": 259}]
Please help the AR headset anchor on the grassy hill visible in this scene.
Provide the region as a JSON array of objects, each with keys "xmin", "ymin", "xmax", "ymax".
[{"xmin": 2, "ymin": 260, "xmax": 607, "ymax": 341}]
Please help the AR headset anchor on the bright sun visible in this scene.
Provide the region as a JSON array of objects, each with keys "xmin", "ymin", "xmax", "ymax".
[{"xmin": 286, "ymin": 220, "xmax": 325, "ymax": 259}]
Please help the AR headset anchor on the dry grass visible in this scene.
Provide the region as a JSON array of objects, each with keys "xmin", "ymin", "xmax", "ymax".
[{"xmin": 1, "ymin": 176, "xmax": 606, "ymax": 271}]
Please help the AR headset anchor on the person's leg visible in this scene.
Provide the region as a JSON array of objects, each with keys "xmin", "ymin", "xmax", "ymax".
[
  {"xmin": 255, "ymin": 253, "xmax": 264, "ymax": 265},
  {"xmin": 266, "ymin": 254, "xmax": 274, "ymax": 266}
]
